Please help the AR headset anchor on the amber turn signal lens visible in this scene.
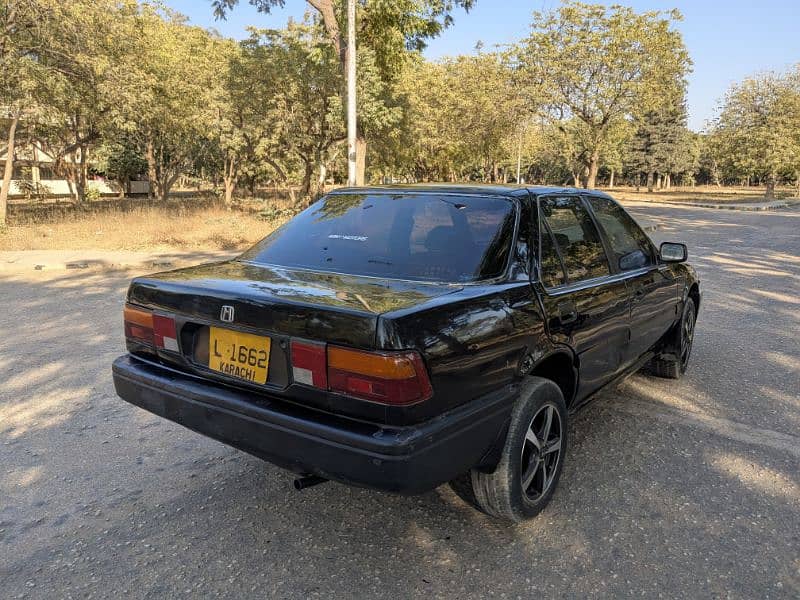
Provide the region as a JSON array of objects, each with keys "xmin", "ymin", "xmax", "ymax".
[
  {"xmin": 123, "ymin": 304, "xmax": 153, "ymax": 328},
  {"xmin": 327, "ymin": 346, "xmax": 432, "ymax": 405},
  {"xmin": 327, "ymin": 347, "xmax": 417, "ymax": 379}
]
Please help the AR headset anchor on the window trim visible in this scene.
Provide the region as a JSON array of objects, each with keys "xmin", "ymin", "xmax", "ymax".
[
  {"xmin": 540, "ymin": 214, "xmax": 568, "ymax": 287},
  {"xmin": 580, "ymin": 194, "xmax": 619, "ymax": 274},
  {"xmin": 535, "ymin": 193, "xmax": 614, "ymax": 290}
]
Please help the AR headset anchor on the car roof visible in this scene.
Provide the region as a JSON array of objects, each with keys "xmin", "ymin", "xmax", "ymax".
[{"xmin": 329, "ymin": 183, "xmax": 614, "ymax": 199}]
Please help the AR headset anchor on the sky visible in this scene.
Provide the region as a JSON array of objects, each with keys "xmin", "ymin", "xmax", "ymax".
[{"xmin": 164, "ymin": 0, "xmax": 800, "ymax": 132}]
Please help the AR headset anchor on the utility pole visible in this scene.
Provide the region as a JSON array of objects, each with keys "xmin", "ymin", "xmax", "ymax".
[{"xmin": 346, "ymin": 0, "xmax": 357, "ymax": 187}]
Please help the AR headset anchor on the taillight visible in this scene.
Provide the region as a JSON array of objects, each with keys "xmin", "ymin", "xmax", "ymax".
[
  {"xmin": 123, "ymin": 304, "xmax": 178, "ymax": 351},
  {"xmin": 290, "ymin": 340, "xmax": 328, "ymax": 389},
  {"xmin": 124, "ymin": 305, "xmax": 154, "ymax": 345},
  {"xmin": 327, "ymin": 346, "xmax": 432, "ymax": 406},
  {"xmin": 153, "ymin": 314, "xmax": 178, "ymax": 351}
]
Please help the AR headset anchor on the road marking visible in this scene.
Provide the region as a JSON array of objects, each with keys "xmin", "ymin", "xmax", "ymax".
[{"xmin": 606, "ymin": 397, "xmax": 800, "ymax": 460}]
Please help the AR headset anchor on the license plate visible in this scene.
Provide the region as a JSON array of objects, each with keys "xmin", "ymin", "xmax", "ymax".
[{"xmin": 208, "ymin": 327, "xmax": 271, "ymax": 384}]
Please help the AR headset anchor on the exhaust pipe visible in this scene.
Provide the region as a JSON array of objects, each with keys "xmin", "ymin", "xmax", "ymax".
[{"xmin": 293, "ymin": 475, "xmax": 327, "ymax": 490}]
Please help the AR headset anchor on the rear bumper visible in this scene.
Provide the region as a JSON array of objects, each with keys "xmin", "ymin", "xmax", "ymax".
[{"xmin": 112, "ymin": 354, "xmax": 514, "ymax": 494}]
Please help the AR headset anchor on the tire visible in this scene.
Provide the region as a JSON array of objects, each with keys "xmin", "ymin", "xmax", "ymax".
[
  {"xmin": 448, "ymin": 472, "xmax": 481, "ymax": 511},
  {"xmin": 646, "ymin": 296, "xmax": 697, "ymax": 380},
  {"xmin": 459, "ymin": 377, "xmax": 568, "ymax": 522}
]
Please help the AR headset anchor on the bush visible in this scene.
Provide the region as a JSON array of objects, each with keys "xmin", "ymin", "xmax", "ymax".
[
  {"xmin": 257, "ymin": 205, "xmax": 301, "ymax": 221},
  {"xmin": 84, "ymin": 186, "xmax": 102, "ymax": 202}
]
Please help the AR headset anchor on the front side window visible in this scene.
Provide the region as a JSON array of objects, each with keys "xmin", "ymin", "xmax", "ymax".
[
  {"xmin": 539, "ymin": 196, "xmax": 610, "ymax": 284},
  {"xmin": 239, "ymin": 193, "xmax": 517, "ymax": 283},
  {"xmin": 587, "ymin": 196, "xmax": 654, "ymax": 271}
]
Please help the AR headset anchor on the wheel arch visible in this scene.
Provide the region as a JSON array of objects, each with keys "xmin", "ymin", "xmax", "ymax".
[
  {"xmin": 688, "ymin": 282, "xmax": 701, "ymax": 313},
  {"xmin": 529, "ymin": 349, "xmax": 578, "ymax": 408}
]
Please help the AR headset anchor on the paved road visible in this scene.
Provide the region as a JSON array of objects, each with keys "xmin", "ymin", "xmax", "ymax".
[{"xmin": 1, "ymin": 204, "xmax": 798, "ymax": 599}]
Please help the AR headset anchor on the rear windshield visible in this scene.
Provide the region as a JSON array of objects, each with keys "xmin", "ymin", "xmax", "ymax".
[{"xmin": 239, "ymin": 193, "xmax": 517, "ymax": 283}]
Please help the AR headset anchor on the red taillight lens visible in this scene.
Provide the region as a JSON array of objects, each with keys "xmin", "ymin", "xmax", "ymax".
[
  {"xmin": 123, "ymin": 304, "xmax": 178, "ymax": 351},
  {"xmin": 290, "ymin": 340, "xmax": 328, "ymax": 389},
  {"xmin": 153, "ymin": 314, "xmax": 178, "ymax": 351},
  {"xmin": 327, "ymin": 347, "xmax": 432, "ymax": 406}
]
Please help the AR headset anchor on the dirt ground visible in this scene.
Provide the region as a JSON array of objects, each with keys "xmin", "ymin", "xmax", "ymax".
[{"xmin": 1, "ymin": 202, "xmax": 798, "ymax": 598}]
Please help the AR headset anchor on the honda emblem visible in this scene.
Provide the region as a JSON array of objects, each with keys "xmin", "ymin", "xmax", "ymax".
[{"xmin": 220, "ymin": 305, "xmax": 235, "ymax": 323}]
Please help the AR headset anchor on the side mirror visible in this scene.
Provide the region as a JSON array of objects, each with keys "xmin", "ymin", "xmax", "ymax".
[{"xmin": 659, "ymin": 242, "xmax": 688, "ymax": 263}]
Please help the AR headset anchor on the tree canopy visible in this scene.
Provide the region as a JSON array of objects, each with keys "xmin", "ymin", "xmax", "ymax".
[
  {"xmin": 519, "ymin": 1, "xmax": 691, "ymax": 188},
  {"xmin": 1, "ymin": 0, "xmax": 798, "ymax": 226}
]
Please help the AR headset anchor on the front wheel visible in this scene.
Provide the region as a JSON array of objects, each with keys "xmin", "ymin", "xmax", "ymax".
[
  {"xmin": 455, "ymin": 377, "xmax": 568, "ymax": 522},
  {"xmin": 645, "ymin": 296, "xmax": 696, "ymax": 379}
]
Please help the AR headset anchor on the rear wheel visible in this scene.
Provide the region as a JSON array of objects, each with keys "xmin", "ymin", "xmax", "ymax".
[
  {"xmin": 645, "ymin": 297, "xmax": 696, "ymax": 380},
  {"xmin": 450, "ymin": 377, "xmax": 567, "ymax": 522}
]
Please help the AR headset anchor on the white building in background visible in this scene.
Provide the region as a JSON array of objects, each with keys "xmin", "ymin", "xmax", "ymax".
[{"xmin": 0, "ymin": 136, "xmax": 149, "ymax": 200}]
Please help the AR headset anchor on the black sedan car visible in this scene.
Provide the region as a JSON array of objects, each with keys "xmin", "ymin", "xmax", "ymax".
[{"xmin": 113, "ymin": 185, "xmax": 700, "ymax": 522}]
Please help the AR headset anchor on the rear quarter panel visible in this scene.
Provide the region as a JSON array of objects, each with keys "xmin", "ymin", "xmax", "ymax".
[{"xmin": 377, "ymin": 282, "xmax": 551, "ymax": 423}]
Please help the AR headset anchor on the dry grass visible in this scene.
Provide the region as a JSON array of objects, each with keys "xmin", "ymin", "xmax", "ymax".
[
  {"xmin": 0, "ymin": 205, "xmax": 291, "ymax": 252},
  {"xmin": 606, "ymin": 185, "xmax": 798, "ymax": 204},
  {"xmin": 2, "ymin": 184, "xmax": 795, "ymax": 253}
]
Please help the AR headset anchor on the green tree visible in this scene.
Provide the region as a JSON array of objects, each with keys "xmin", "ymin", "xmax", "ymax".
[
  {"xmin": 94, "ymin": 138, "xmax": 148, "ymax": 197},
  {"xmin": 629, "ymin": 101, "xmax": 689, "ymax": 192},
  {"xmin": 519, "ymin": 1, "xmax": 690, "ymax": 188},
  {"xmin": 109, "ymin": 7, "xmax": 230, "ymax": 202},
  {"xmin": 396, "ymin": 52, "xmax": 520, "ymax": 182},
  {"xmin": 210, "ymin": 0, "xmax": 475, "ymax": 184},
  {"xmin": 713, "ymin": 69, "xmax": 800, "ymax": 198},
  {"xmin": 29, "ymin": 1, "xmax": 140, "ymax": 203},
  {"xmin": 0, "ymin": 0, "xmax": 71, "ymax": 221},
  {"xmin": 238, "ymin": 24, "xmax": 346, "ymax": 200}
]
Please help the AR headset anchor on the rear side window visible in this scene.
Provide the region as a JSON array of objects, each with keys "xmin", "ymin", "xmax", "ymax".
[
  {"xmin": 587, "ymin": 196, "xmax": 654, "ymax": 271},
  {"xmin": 239, "ymin": 193, "xmax": 517, "ymax": 283},
  {"xmin": 539, "ymin": 196, "xmax": 610, "ymax": 284}
]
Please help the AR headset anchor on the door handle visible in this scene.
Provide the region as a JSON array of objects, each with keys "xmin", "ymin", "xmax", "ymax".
[{"xmin": 557, "ymin": 301, "xmax": 578, "ymax": 325}]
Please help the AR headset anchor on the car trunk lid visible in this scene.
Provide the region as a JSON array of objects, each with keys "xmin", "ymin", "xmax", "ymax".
[{"xmin": 127, "ymin": 260, "xmax": 461, "ymax": 350}]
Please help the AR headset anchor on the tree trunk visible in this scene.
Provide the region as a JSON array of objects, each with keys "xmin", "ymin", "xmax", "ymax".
[
  {"xmin": 77, "ymin": 144, "xmax": 88, "ymax": 203},
  {"xmin": 608, "ymin": 168, "xmax": 615, "ymax": 189},
  {"xmin": 223, "ymin": 178, "xmax": 235, "ymax": 207},
  {"xmin": 0, "ymin": 116, "xmax": 18, "ymax": 226},
  {"xmin": 145, "ymin": 138, "xmax": 157, "ymax": 200},
  {"xmin": 572, "ymin": 172, "xmax": 580, "ymax": 187},
  {"xmin": 161, "ymin": 172, "xmax": 180, "ymax": 203},
  {"xmin": 318, "ymin": 162, "xmax": 327, "ymax": 192},
  {"xmin": 665, "ymin": 173, "xmax": 671, "ymax": 190},
  {"xmin": 355, "ymin": 136, "xmax": 366, "ymax": 185},
  {"xmin": 223, "ymin": 155, "xmax": 236, "ymax": 207},
  {"xmin": 300, "ymin": 160, "xmax": 314, "ymax": 199},
  {"xmin": 646, "ymin": 171, "xmax": 655, "ymax": 193},
  {"xmin": 765, "ymin": 173, "xmax": 776, "ymax": 199},
  {"xmin": 585, "ymin": 149, "xmax": 600, "ymax": 189}
]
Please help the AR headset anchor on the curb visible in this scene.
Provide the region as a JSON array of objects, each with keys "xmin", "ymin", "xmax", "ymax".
[
  {"xmin": 624, "ymin": 199, "xmax": 800, "ymax": 211},
  {"xmin": 17, "ymin": 259, "xmax": 182, "ymax": 273},
  {"xmin": 1, "ymin": 252, "xmax": 236, "ymax": 274}
]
